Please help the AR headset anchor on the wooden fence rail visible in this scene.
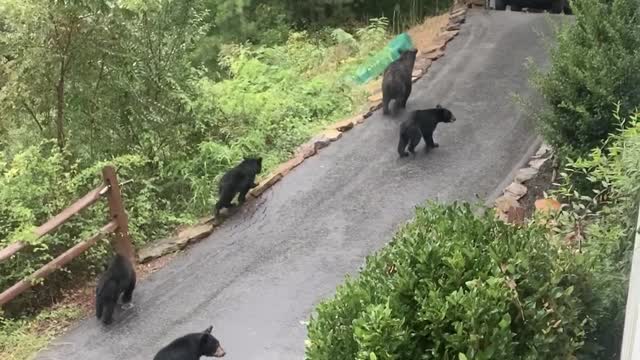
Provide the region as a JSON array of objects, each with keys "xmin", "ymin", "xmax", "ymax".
[{"xmin": 0, "ymin": 165, "xmax": 134, "ymax": 307}]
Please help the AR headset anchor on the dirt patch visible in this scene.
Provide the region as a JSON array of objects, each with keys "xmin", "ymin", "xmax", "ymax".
[
  {"xmin": 136, "ymin": 252, "xmax": 178, "ymax": 280},
  {"xmin": 519, "ymin": 158, "xmax": 557, "ymax": 219},
  {"xmin": 408, "ymin": 13, "xmax": 451, "ymax": 52}
]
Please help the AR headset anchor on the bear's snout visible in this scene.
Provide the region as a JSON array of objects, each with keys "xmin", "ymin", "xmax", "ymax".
[{"xmin": 214, "ymin": 345, "xmax": 226, "ymax": 357}]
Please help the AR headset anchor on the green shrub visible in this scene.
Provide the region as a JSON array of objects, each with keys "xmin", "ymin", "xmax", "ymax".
[
  {"xmin": 548, "ymin": 109, "xmax": 640, "ymax": 358},
  {"xmin": 306, "ymin": 202, "xmax": 588, "ymax": 360},
  {"xmin": 531, "ymin": 0, "xmax": 640, "ymax": 157},
  {"xmin": 0, "ymin": 141, "xmax": 192, "ymax": 311}
]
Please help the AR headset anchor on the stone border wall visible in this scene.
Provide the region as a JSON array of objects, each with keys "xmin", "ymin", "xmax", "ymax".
[{"xmin": 494, "ymin": 143, "xmax": 560, "ymax": 224}]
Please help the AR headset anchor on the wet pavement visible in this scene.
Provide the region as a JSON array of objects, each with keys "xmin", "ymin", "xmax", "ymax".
[{"xmin": 37, "ymin": 9, "xmax": 568, "ymax": 360}]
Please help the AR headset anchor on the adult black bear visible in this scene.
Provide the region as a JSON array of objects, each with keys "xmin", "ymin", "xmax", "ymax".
[
  {"xmin": 214, "ymin": 157, "xmax": 262, "ymax": 216},
  {"xmin": 95, "ymin": 253, "xmax": 136, "ymax": 325},
  {"xmin": 382, "ymin": 48, "xmax": 418, "ymax": 116},
  {"xmin": 154, "ymin": 325, "xmax": 226, "ymax": 360},
  {"xmin": 397, "ymin": 104, "xmax": 457, "ymax": 157}
]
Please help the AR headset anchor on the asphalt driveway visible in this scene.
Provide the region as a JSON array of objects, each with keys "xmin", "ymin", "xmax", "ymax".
[{"xmin": 38, "ymin": 9, "xmax": 568, "ymax": 360}]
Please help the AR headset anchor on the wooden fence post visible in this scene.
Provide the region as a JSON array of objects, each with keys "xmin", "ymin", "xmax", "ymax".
[{"xmin": 102, "ymin": 165, "xmax": 135, "ymax": 262}]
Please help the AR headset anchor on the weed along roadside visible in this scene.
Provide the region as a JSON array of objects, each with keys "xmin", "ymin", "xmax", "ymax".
[{"xmin": 136, "ymin": 5, "xmax": 469, "ymax": 264}]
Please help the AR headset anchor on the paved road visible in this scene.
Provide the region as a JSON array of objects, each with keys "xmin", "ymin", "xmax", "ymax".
[{"xmin": 38, "ymin": 9, "xmax": 567, "ymax": 360}]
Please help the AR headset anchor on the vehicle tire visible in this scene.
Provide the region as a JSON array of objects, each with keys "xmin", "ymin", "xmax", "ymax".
[
  {"xmin": 495, "ymin": 0, "xmax": 507, "ymax": 10},
  {"xmin": 551, "ymin": 0, "xmax": 563, "ymax": 13},
  {"xmin": 510, "ymin": 4, "xmax": 522, "ymax": 11}
]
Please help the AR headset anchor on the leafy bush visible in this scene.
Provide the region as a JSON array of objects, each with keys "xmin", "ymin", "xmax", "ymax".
[
  {"xmin": 548, "ymin": 109, "xmax": 640, "ymax": 358},
  {"xmin": 306, "ymin": 202, "xmax": 588, "ymax": 360},
  {"xmin": 282, "ymin": 0, "xmax": 452, "ymax": 31},
  {"xmin": 531, "ymin": 0, "xmax": 640, "ymax": 157},
  {"xmin": 0, "ymin": 141, "xmax": 191, "ymax": 310}
]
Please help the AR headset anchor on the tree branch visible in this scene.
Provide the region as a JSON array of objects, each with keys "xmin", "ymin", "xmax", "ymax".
[{"xmin": 21, "ymin": 100, "xmax": 44, "ymax": 133}]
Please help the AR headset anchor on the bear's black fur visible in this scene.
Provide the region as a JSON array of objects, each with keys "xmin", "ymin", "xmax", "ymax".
[
  {"xmin": 397, "ymin": 104, "xmax": 457, "ymax": 157},
  {"xmin": 154, "ymin": 325, "xmax": 226, "ymax": 360},
  {"xmin": 382, "ymin": 48, "xmax": 418, "ymax": 116},
  {"xmin": 95, "ymin": 253, "xmax": 136, "ymax": 325},
  {"xmin": 214, "ymin": 157, "xmax": 262, "ymax": 216}
]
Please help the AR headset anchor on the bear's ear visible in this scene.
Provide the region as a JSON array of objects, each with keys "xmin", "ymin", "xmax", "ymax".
[
  {"xmin": 203, "ymin": 326, "xmax": 213, "ymax": 334},
  {"xmin": 257, "ymin": 157, "xmax": 263, "ymax": 164},
  {"xmin": 436, "ymin": 104, "xmax": 442, "ymax": 108}
]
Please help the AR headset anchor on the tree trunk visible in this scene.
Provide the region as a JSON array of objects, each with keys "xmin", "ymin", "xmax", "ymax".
[{"xmin": 55, "ymin": 59, "xmax": 65, "ymax": 151}]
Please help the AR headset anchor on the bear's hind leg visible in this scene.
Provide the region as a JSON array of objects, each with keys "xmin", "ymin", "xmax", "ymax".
[
  {"xmin": 96, "ymin": 297, "xmax": 103, "ymax": 319},
  {"xmin": 408, "ymin": 132, "xmax": 421, "ymax": 154},
  {"xmin": 214, "ymin": 191, "xmax": 235, "ymax": 216},
  {"xmin": 101, "ymin": 302, "xmax": 116, "ymax": 325},
  {"xmin": 397, "ymin": 134, "xmax": 410, "ymax": 157},
  {"xmin": 122, "ymin": 273, "xmax": 136, "ymax": 305},
  {"xmin": 237, "ymin": 182, "xmax": 253, "ymax": 205},
  {"xmin": 383, "ymin": 93, "xmax": 392, "ymax": 115},
  {"xmin": 400, "ymin": 81, "xmax": 412, "ymax": 109}
]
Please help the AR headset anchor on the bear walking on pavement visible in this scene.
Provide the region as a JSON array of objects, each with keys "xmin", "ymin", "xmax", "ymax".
[
  {"xmin": 397, "ymin": 105, "xmax": 457, "ymax": 157},
  {"xmin": 154, "ymin": 325, "xmax": 226, "ymax": 360},
  {"xmin": 214, "ymin": 157, "xmax": 262, "ymax": 217}
]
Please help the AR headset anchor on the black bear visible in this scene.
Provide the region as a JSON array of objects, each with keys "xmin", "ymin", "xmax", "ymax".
[
  {"xmin": 214, "ymin": 157, "xmax": 262, "ymax": 216},
  {"xmin": 397, "ymin": 104, "xmax": 457, "ymax": 157},
  {"xmin": 382, "ymin": 48, "xmax": 418, "ymax": 116},
  {"xmin": 154, "ymin": 325, "xmax": 226, "ymax": 360},
  {"xmin": 95, "ymin": 253, "xmax": 136, "ymax": 325}
]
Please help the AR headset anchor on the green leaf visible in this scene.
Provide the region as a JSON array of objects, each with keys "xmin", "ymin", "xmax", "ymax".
[{"xmin": 499, "ymin": 313, "xmax": 511, "ymax": 329}]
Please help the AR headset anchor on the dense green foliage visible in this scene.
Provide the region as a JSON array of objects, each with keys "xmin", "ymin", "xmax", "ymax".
[
  {"xmin": 549, "ymin": 109, "xmax": 640, "ymax": 358},
  {"xmin": 305, "ymin": 110, "xmax": 640, "ymax": 359},
  {"xmin": 191, "ymin": 0, "xmax": 452, "ymax": 76},
  {"xmin": 531, "ymin": 0, "xmax": 640, "ymax": 157},
  {"xmin": 306, "ymin": 202, "xmax": 589, "ymax": 359},
  {"xmin": 0, "ymin": 0, "xmax": 410, "ymax": 305}
]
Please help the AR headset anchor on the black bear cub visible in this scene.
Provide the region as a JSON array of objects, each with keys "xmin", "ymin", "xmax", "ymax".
[
  {"xmin": 154, "ymin": 325, "xmax": 226, "ymax": 360},
  {"xmin": 95, "ymin": 253, "xmax": 136, "ymax": 325},
  {"xmin": 397, "ymin": 104, "xmax": 457, "ymax": 157},
  {"xmin": 214, "ymin": 157, "xmax": 262, "ymax": 216},
  {"xmin": 382, "ymin": 48, "xmax": 418, "ymax": 116}
]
